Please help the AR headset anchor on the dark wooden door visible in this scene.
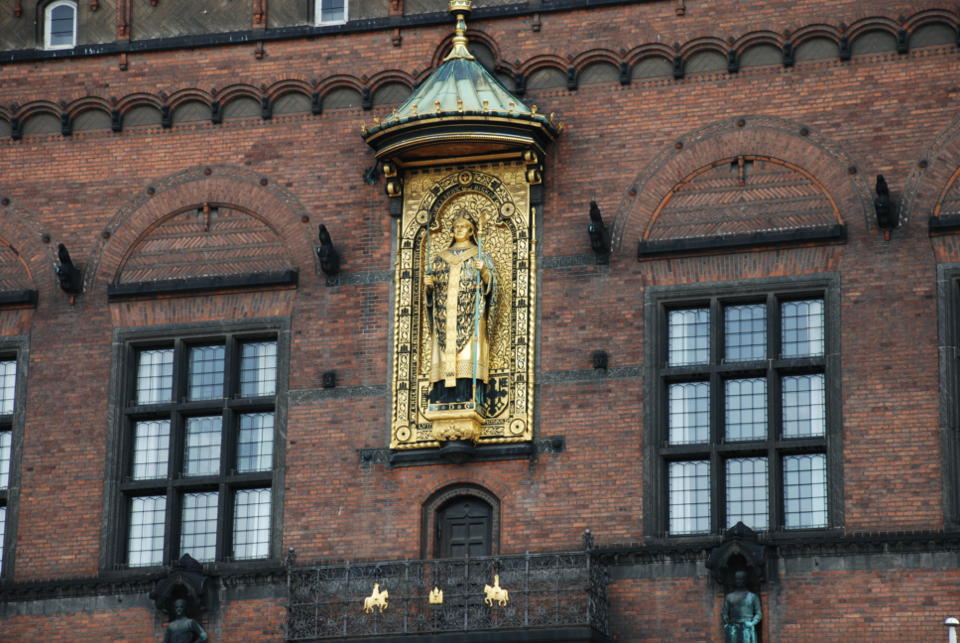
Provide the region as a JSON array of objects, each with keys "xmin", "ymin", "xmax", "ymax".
[{"xmin": 437, "ymin": 498, "xmax": 492, "ymax": 558}]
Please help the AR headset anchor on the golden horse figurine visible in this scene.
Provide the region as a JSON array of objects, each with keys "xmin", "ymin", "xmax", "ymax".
[
  {"xmin": 363, "ymin": 583, "xmax": 389, "ymax": 613},
  {"xmin": 483, "ymin": 575, "xmax": 509, "ymax": 606}
]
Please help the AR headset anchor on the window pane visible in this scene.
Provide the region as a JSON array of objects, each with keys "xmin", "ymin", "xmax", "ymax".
[
  {"xmin": 321, "ymin": 0, "xmax": 345, "ymax": 22},
  {"xmin": 725, "ymin": 304, "xmax": 766, "ymax": 361},
  {"xmin": 132, "ymin": 420, "xmax": 170, "ymax": 480},
  {"xmin": 233, "ymin": 488, "xmax": 271, "ymax": 560},
  {"xmin": 782, "ymin": 374, "xmax": 825, "ymax": 437},
  {"xmin": 725, "ymin": 378, "xmax": 767, "ymax": 441},
  {"xmin": 137, "ymin": 349, "xmax": 173, "ymax": 405},
  {"xmin": 128, "ymin": 496, "xmax": 166, "ymax": 567},
  {"xmin": 0, "ymin": 360, "xmax": 15, "ymax": 415},
  {"xmin": 181, "ymin": 492, "xmax": 219, "ymax": 563},
  {"xmin": 726, "ymin": 458, "xmax": 768, "ymax": 531},
  {"xmin": 188, "ymin": 345, "xmax": 225, "ymax": 401},
  {"xmin": 781, "ymin": 300, "xmax": 824, "ymax": 357},
  {"xmin": 669, "ymin": 461, "xmax": 710, "ymax": 534},
  {"xmin": 238, "ymin": 413, "xmax": 274, "ymax": 473},
  {"xmin": 668, "ymin": 309, "xmax": 710, "ymax": 366},
  {"xmin": 184, "ymin": 417, "xmax": 222, "ymax": 477},
  {"xmin": 0, "ymin": 431, "xmax": 10, "ymax": 489},
  {"xmin": 50, "ymin": 4, "xmax": 75, "ymax": 46},
  {"xmin": 240, "ymin": 342, "xmax": 277, "ymax": 397},
  {"xmin": 668, "ymin": 382, "xmax": 710, "ymax": 444},
  {"xmin": 784, "ymin": 454, "xmax": 827, "ymax": 529}
]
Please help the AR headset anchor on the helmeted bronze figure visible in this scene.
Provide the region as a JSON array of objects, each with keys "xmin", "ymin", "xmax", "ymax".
[{"xmin": 722, "ymin": 571, "xmax": 761, "ymax": 643}]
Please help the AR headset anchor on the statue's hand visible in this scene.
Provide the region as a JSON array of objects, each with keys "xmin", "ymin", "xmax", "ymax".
[
  {"xmin": 424, "ymin": 275, "xmax": 434, "ymax": 289},
  {"xmin": 474, "ymin": 260, "xmax": 490, "ymax": 284}
]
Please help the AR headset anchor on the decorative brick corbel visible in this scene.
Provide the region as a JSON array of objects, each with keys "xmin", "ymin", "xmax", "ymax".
[
  {"xmin": 90, "ymin": 0, "xmax": 99, "ymax": 10},
  {"xmin": 116, "ymin": 0, "xmax": 130, "ymax": 40},
  {"xmin": 253, "ymin": 0, "xmax": 267, "ymax": 30},
  {"xmin": 254, "ymin": 41, "xmax": 264, "ymax": 59},
  {"xmin": 675, "ymin": 0, "xmax": 684, "ymax": 16},
  {"xmin": 13, "ymin": 0, "xmax": 22, "ymax": 17},
  {"xmin": 389, "ymin": 0, "xmax": 402, "ymax": 16},
  {"xmin": 118, "ymin": 53, "xmax": 128, "ymax": 71},
  {"xmin": 392, "ymin": 28, "xmax": 402, "ymax": 47}
]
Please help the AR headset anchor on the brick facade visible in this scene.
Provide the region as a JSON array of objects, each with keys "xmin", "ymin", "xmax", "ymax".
[{"xmin": 2, "ymin": 0, "xmax": 960, "ymax": 641}]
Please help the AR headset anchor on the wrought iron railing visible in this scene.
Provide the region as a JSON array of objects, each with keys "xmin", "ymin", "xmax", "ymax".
[{"xmin": 284, "ymin": 551, "xmax": 609, "ymax": 641}]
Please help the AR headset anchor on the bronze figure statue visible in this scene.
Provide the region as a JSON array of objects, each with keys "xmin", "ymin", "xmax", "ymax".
[
  {"xmin": 423, "ymin": 212, "xmax": 497, "ymax": 405},
  {"xmin": 163, "ymin": 599, "xmax": 208, "ymax": 643},
  {"xmin": 722, "ymin": 571, "xmax": 761, "ymax": 643}
]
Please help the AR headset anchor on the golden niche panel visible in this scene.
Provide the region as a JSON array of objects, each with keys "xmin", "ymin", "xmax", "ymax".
[{"xmin": 391, "ymin": 162, "xmax": 535, "ymax": 449}]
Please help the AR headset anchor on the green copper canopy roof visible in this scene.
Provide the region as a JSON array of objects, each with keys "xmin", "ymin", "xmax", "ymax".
[
  {"xmin": 361, "ymin": 0, "xmax": 561, "ymax": 160},
  {"xmin": 398, "ymin": 56, "xmax": 528, "ymax": 119}
]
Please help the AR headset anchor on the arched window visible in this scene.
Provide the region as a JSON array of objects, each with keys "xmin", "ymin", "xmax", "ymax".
[{"xmin": 44, "ymin": 0, "xmax": 77, "ymax": 50}]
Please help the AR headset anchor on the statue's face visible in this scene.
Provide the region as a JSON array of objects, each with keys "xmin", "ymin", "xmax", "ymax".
[
  {"xmin": 452, "ymin": 219, "xmax": 474, "ymax": 242},
  {"xmin": 174, "ymin": 600, "xmax": 186, "ymax": 616},
  {"xmin": 735, "ymin": 572, "xmax": 746, "ymax": 588}
]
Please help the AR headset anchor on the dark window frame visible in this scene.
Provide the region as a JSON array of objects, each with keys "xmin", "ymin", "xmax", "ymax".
[
  {"xmin": 937, "ymin": 264, "xmax": 960, "ymax": 529},
  {"xmin": 0, "ymin": 335, "xmax": 29, "ymax": 580},
  {"xmin": 643, "ymin": 274, "xmax": 844, "ymax": 543},
  {"xmin": 100, "ymin": 318, "xmax": 290, "ymax": 573}
]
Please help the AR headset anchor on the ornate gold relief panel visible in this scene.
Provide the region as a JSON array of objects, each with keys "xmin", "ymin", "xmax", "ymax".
[{"xmin": 391, "ymin": 162, "xmax": 535, "ymax": 449}]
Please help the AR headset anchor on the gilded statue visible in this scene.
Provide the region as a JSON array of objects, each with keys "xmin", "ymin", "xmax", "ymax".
[
  {"xmin": 722, "ymin": 571, "xmax": 762, "ymax": 643},
  {"xmin": 389, "ymin": 164, "xmax": 534, "ymax": 449},
  {"xmin": 423, "ymin": 212, "xmax": 498, "ymax": 406}
]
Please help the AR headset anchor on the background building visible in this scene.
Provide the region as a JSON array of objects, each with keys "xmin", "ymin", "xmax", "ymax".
[{"xmin": 1, "ymin": 0, "xmax": 960, "ymax": 641}]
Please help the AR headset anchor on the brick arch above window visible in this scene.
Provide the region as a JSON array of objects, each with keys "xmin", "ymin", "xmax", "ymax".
[
  {"xmin": 612, "ymin": 117, "xmax": 872, "ymax": 252},
  {"xmin": 0, "ymin": 200, "xmax": 57, "ymax": 297},
  {"xmin": 87, "ymin": 167, "xmax": 318, "ymax": 290},
  {"xmin": 115, "ymin": 205, "xmax": 296, "ymax": 286},
  {"xmin": 900, "ymin": 112, "xmax": 960, "ymax": 227},
  {"xmin": 420, "ymin": 483, "xmax": 501, "ymax": 559},
  {"xmin": 643, "ymin": 156, "xmax": 842, "ymax": 245}
]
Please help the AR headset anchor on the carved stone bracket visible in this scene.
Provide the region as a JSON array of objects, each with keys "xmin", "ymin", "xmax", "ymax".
[
  {"xmin": 705, "ymin": 522, "xmax": 766, "ymax": 588},
  {"xmin": 149, "ymin": 554, "xmax": 212, "ymax": 618}
]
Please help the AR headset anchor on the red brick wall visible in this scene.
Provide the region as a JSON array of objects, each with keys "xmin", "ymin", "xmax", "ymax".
[{"xmin": 1, "ymin": 0, "xmax": 960, "ymax": 640}]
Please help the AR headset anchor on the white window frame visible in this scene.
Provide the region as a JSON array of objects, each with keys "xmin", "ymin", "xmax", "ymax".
[
  {"xmin": 44, "ymin": 0, "xmax": 77, "ymax": 51},
  {"xmin": 315, "ymin": 0, "xmax": 347, "ymax": 25}
]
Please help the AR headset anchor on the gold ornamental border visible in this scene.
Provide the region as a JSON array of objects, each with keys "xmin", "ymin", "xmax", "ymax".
[{"xmin": 390, "ymin": 162, "xmax": 536, "ymax": 450}]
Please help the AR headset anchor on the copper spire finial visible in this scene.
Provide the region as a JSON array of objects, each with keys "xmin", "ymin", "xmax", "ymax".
[{"xmin": 443, "ymin": 0, "xmax": 475, "ymax": 61}]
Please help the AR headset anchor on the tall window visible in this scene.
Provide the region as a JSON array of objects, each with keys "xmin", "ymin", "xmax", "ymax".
[
  {"xmin": 118, "ymin": 332, "xmax": 282, "ymax": 568},
  {"xmin": 937, "ymin": 265, "xmax": 960, "ymax": 527},
  {"xmin": 315, "ymin": 0, "xmax": 346, "ymax": 24},
  {"xmin": 44, "ymin": 0, "xmax": 77, "ymax": 50},
  {"xmin": 645, "ymin": 277, "xmax": 841, "ymax": 538},
  {"xmin": 0, "ymin": 358, "xmax": 16, "ymax": 574}
]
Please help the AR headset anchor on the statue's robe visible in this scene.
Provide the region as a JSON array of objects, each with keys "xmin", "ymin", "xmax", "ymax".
[
  {"xmin": 722, "ymin": 590, "xmax": 762, "ymax": 643},
  {"xmin": 426, "ymin": 245, "xmax": 497, "ymax": 404}
]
